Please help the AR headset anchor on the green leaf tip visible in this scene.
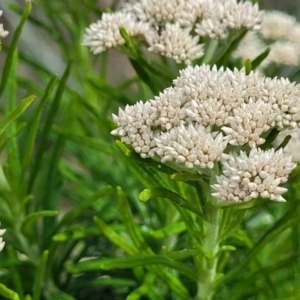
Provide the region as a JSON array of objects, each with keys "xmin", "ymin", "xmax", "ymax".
[
  {"xmin": 244, "ymin": 59, "xmax": 252, "ymax": 75},
  {"xmin": 139, "ymin": 189, "xmax": 152, "ymax": 202}
]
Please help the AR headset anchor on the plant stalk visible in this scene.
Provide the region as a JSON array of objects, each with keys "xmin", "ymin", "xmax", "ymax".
[{"xmin": 196, "ymin": 204, "xmax": 220, "ymax": 300}]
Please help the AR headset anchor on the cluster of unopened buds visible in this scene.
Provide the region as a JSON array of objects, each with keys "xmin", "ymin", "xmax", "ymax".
[{"xmin": 111, "ymin": 65, "xmax": 298, "ymax": 204}]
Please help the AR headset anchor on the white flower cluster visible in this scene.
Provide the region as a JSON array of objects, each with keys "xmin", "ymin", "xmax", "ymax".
[
  {"xmin": 83, "ymin": 0, "xmax": 262, "ymax": 64},
  {"xmin": 82, "ymin": 11, "xmax": 150, "ymax": 54},
  {"xmin": 0, "ymin": 223, "xmax": 5, "ymax": 252},
  {"xmin": 195, "ymin": 0, "xmax": 262, "ymax": 39},
  {"xmin": 235, "ymin": 10, "xmax": 300, "ymax": 67},
  {"xmin": 0, "ymin": 10, "xmax": 9, "ymax": 40},
  {"xmin": 212, "ymin": 148, "xmax": 295, "ymax": 203},
  {"xmin": 112, "ymin": 64, "xmax": 298, "ymax": 203}
]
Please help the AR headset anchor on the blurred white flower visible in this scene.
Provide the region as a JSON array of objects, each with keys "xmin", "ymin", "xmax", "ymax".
[
  {"xmin": 0, "ymin": 223, "xmax": 6, "ymax": 252},
  {"xmin": 267, "ymin": 40, "xmax": 300, "ymax": 66},
  {"xmin": 274, "ymin": 128, "xmax": 300, "ymax": 163},
  {"xmin": 212, "ymin": 148, "xmax": 295, "ymax": 203},
  {"xmin": 195, "ymin": 0, "xmax": 262, "ymax": 39},
  {"xmin": 288, "ymin": 24, "xmax": 300, "ymax": 49},
  {"xmin": 0, "ymin": 10, "xmax": 9, "ymax": 40},
  {"xmin": 260, "ymin": 10, "xmax": 296, "ymax": 41},
  {"xmin": 235, "ymin": 10, "xmax": 300, "ymax": 69}
]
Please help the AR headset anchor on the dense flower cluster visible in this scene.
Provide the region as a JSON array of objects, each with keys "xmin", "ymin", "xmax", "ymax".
[
  {"xmin": 112, "ymin": 64, "xmax": 298, "ymax": 203},
  {"xmin": 212, "ymin": 148, "xmax": 295, "ymax": 203},
  {"xmin": 83, "ymin": 0, "xmax": 262, "ymax": 64},
  {"xmin": 0, "ymin": 10, "xmax": 9, "ymax": 40},
  {"xmin": 235, "ymin": 10, "xmax": 300, "ymax": 67}
]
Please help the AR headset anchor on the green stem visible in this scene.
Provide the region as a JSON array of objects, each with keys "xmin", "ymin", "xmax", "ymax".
[{"xmin": 197, "ymin": 204, "xmax": 220, "ymax": 300}]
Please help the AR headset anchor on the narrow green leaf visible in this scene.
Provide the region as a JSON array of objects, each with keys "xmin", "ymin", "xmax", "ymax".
[
  {"xmin": 275, "ymin": 135, "xmax": 291, "ymax": 151},
  {"xmin": 4, "ymin": 49, "xmax": 21, "ymax": 184},
  {"xmin": 52, "ymin": 226, "xmax": 99, "ymax": 242},
  {"xmin": 52, "ymin": 125, "xmax": 116, "ymax": 155},
  {"xmin": 210, "ymin": 30, "xmax": 247, "ymax": 65},
  {"xmin": 119, "ymin": 27, "xmax": 138, "ymax": 58},
  {"xmin": 218, "ymin": 245, "xmax": 236, "ymax": 254},
  {"xmin": 27, "ymin": 62, "xmax": 72, "ymax": 194},
  {"xmin": 219, "ymin": 210, "xmax": 247, "ymax": 241},
  {"xmin": 87, "ymin": 277, "xmax": 137, "ymax": 288},
  {"xmin": 130, "ymin": 59, "xmax": 159, "ymax": 95},
  {"xmin": 21, "ymin": 210, "xmax": 58, "ymax": 235},
  {"xmin": 0, "ymin": 1, "xmax": 32, "ymax": 97},
  {"xmin": 93, "ymin": 216, "xmax": 137, "ymax": 255},
  {"xmin": 56, "ymin": 186, "xmax": 112, "ymax": 230},
  {"xmin": 0, "ymin": 284, "xmax": 20, "ymax": 300},
  {"xmin": 33, "ymin": 250, "xmax": 49, "ymax": 300},
  {"xmin": 126, "ymin": 273, "xmax": 156, "ymax": 300},
  {"xmin": 118, "ymin": 187, "xmax": 149, "ymax": 251},
  {"xmin": 83, "ymin": 0, "xmax": 103, "ymax": 16},
  {"xmin": 259, "ymin": 128, "xmax": 279, "ymax": 150},
  {"xmin": 139, "ymin": 187, "xmax": 203, "ymax": 217},
  {"xmin": 0, "ymin": 122, "xmax": 27, "ymax": 153},
  {"xmin": 99, "ymin": 255, "xmax": 198, "ymax": 281},
  {"xmin": 251, "ymin": 47, "xmax": 270, "ymax": 70},
  {"xmin": 145, "ymin": 222, "xmax": 186, "ymax": 239},
  {"xmin": 7, "ymin": 246, "xmax": 24, "ymax": 299},
  {"xmin": 162, "ymin": 246, "xmax": 203, "ymax": 260},
  {"xmin": 22, "ymin": 76, "xmax": 58, "ymax": 173},
  {"xmin": 87, "ymin": 77, "xmax": 131, "ymax": 105},
  {"xmin": 0, "ymin": 96, "xmax": 35, "ymax": 137}
]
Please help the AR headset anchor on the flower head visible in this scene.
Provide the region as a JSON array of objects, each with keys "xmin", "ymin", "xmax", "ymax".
[
  {"xmin": 221, "ymin": 99, "xmax": 278, "ymax": 148},
  {"xmin": 212, "ymin": 148, "xmax": 295, "ymax": 203},
  {"xmin": 147, "ymin": 23, "xmax": 204, "ymax": 64},
  {"xmin": 152, "ymin": 124, "xmax": 227, "ymax": 169},
  {"xmin": 260, "ymin": 10, "xmax": 296, "ymax": 41},
  {"xmin": 82, "ymin": 11, "xmax": 150, "ymax": 54}
]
